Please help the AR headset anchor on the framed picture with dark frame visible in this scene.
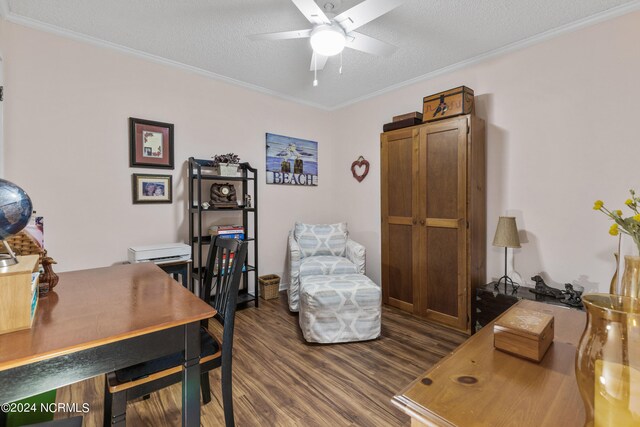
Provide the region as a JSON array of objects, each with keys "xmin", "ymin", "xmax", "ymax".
[
  {"xmin": 129, "ymin": 117, "xmax": 174, "ymax": 169},
  {"xmin": 132, "ymin": 174, "xmax": 173, "ymax": 204}
]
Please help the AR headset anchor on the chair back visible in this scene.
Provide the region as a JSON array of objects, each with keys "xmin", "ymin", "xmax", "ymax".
[
  {"xmin": 201, "ymin": 237, "xmax": 248, "ymax": 326},
  {"xmin": 294, "ymin": 222, "xmax": 348, "ymax": 258}
]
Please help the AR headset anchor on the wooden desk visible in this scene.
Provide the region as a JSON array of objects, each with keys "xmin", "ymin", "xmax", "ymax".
[
  {"xmin": 0, "ymin": 263, "xmax": 215, "ymax": 426},
  {"xmin": 393, "ymin": 300, "xmax": 586, "ymax": 427}
]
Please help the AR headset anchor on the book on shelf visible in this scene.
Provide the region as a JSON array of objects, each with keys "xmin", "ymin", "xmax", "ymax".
[
  {"xmin": 215, "ymin": 253, "xmax": 247, "ymax": 275},
  {"xmin": 209, "ymin": 225, "xmax": 244, "ymax": 235},
  {"xmin": 217, "ymin": 233, "xmax": 245, "ymax": 241}
]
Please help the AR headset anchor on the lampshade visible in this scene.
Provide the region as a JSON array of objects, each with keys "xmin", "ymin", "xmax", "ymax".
[
  {"xmin": 492, "ymin": 216, "xmax": 521, "ymax": 248},
  {"xmin": 310, "ymin": 24, "xmax": 346, "ymax": 57}
]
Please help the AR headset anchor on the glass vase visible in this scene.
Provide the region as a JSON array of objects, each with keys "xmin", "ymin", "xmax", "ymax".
[
  {"xmin": 575, "ymin": 293, "xmax": 640, "ymax": 426},
  {"xmin": 620, "ymin": 255, "xmax": 640, "ymax": 298}
]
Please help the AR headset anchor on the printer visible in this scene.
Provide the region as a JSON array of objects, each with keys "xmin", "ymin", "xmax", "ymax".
[{"xmin": 127, "ymin": 243, "xmax": 191, "ymax": 264}]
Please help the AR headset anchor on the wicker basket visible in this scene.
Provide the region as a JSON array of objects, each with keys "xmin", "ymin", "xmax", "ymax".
[
  {"xmin": 258, "ymin": 274, "xmax": 280, "ymax": 300},
  {"xmin": 4, "ymin": 231, "xmax": 44, "ymax": 263}
]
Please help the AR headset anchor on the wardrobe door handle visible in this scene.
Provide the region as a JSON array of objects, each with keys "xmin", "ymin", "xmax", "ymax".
[{"xmin": 420, "ymin": 219, "xmax": 426, "ymax": 226}]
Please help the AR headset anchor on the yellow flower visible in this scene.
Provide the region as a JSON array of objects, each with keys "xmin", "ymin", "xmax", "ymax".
[
  {"xmin": 593, "ymin": 200, "xmax": 604, "ymax": 210},
  {"xmin": 615, "ymin": 210, "xmax": 623, "ymax": 216},
  {"xmin": 609, "ymin": 223, "xmax": 619, "ymax": 236},
  {"xmin": 626, "ymin": 199, "xmax": 634, "ymax": 206},
  {"xmin": 634, "ymin": 214, "xmax": 640, "ymax": 222}
]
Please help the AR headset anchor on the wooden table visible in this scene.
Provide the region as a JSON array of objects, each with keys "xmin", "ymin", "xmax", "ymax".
[
  {"xmin": 393, "ymin": 300, "xmax": 586, "ymax": 427},
  {"xmin": 0, "ymin": 263, "xmax": 215, "ymax": 426}
]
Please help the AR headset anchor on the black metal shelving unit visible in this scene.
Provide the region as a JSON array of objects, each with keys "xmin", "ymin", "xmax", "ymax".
[{"xmin": 188, "ymin": 157, "xmax": 259, "ymax": 308}]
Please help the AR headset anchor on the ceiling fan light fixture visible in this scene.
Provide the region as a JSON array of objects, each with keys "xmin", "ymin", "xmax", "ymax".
[{"xmin": 310, "ymin": 24, "xmax": 346, "ymax": 57}]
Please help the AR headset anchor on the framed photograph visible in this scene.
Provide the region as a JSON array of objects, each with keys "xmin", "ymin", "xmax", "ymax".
[
  {"xmin": 266, "ymin": 133, "xmax": 318, "ymax": 186},
  {"xmin": 129, "ymin": 117, "xmax": 174, "ymax": 169},
  {"xmin": 132, "ymin": 174, "xmax": 172, "ymax": 204}
]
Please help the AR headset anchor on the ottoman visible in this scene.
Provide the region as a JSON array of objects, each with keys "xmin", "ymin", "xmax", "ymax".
[{"xmin": 299, "ymin": 274, "xmax": 381, "ymax": 343}]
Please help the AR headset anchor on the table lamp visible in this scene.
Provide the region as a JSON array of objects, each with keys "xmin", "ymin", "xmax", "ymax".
[{"xmin": 493, "ymin": 216, "xmax": 521, "ymax": 293}]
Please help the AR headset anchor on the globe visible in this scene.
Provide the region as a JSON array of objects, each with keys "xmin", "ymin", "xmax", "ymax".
[{"xmin": 0, "ymin": 179, "xmax": 33, "ymax": 240}]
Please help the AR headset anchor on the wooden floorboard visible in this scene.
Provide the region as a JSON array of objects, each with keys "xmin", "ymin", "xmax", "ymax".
[{"xmin": 54, "ymin": 293, "xmax": 466, "ymax": 426}]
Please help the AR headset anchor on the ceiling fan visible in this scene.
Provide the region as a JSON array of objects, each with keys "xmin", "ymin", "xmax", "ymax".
[{"xmin": 248, "ymin": 0, "xmax": 406, "ymax": 84}]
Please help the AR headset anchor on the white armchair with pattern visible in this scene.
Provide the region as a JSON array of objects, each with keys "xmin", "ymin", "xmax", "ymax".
[{"xmin": 287, "ymin": 222, "xmax": 365, "ymax": 312}]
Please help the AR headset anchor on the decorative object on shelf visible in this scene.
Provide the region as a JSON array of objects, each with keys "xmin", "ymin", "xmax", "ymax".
[
  {"xmin": 210, "ymin": 183, "xmax": 238, "ymax": 208},
  {"xmin": 492, "ymin": 216, "xmax": 521, "ymax": 293},
  {"xmin": 201, "ymin": 201, "xmax": 211, "ymax": 209},
  {"xmin": 575, "ymin": 294, "xmax": 640, "ymax": 427},
  {"xmin": 530, "ymin": 275, "xmax": 564, "ymax": 298},
  {"xmin": 211, "ymin": 153, "xmax": 241, "ymax": 177},
  {"xmin": 129, "ymin": 118, "xmax": 174, "ymax": 169},
  {"xmin": 39, "ymin": 251, "xmax": 59, "ymax": 294},
  {"xmin": 350, "ymin": 155, "xmax": 370, "ymax": 183},
  {"xmin": 244, "ymin": 194, "xmax": 252, "ymax": 208},
  {"xmin": 422, "ymin": 86, "xmax": 474, "ymax": 123},
  {"xmin": 258, "ymin": 274, "xmax": 280, "ymax": 300},
  {"xmin": 561, "ymin": 283, "xmax": 583, "ymax": 307},
  {"xmin": 593, "ymin": 190, "xmax": 640, "ymax": 298},
  {"xmin": 528, "ymin": 275, "xmax": 583, "ymax": 309},
  {"xmin": 266, "ymin": 133, "xmax": 318, "ymax": 186},
  {"xmin": 0, "ymin": 179, "xmax": 33, "ymax": 267},
  {"xmin": 132, "ymin": 174, "xmax": 172, "ymax": 204}
]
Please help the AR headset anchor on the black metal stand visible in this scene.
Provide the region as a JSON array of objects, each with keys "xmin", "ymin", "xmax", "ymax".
[{"xmin": 494, "ymin": 247, "xmax": 518, "ymax": 294}]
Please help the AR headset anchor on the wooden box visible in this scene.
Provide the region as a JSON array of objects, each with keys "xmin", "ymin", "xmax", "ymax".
[
  {"xmin": 423, "ymin": 86, "xmax": 474, "ymax": 122},
  {"xmin": 0, "ymin": 255, "xmax": 40, "ymax": 335},
  {"xmin": 382, "ymin": 117, "xmax": 422, "ymax": 132},
  {"xmin": 494, "ymin": 306, "xmax": 554, "ymax": 362},
  {"xmin": 392, "ymin": 111, "xmax": 423, "ymax": 122}
]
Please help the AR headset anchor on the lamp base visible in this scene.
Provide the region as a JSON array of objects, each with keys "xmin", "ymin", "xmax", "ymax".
[{"xmin": 495, "ymin": 275, "xmax": 519, "ymax": 294}]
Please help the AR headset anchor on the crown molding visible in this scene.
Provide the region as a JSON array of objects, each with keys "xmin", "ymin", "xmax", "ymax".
[
  {"xmin": 2, "ymin": 1, "xmax": 640, "ymax": 111},
  {"xmin": 2, "ymin": 11, "xmax": 331, "ymax": 111},
  {"xmin": 329, "ymin": 0, "xmax": 640, "ymax": 110}
]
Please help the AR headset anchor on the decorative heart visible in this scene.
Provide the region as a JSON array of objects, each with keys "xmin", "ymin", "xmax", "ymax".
[{"xmin": 351, "ymin": 156, "xmax": 370, "ymax": 183}]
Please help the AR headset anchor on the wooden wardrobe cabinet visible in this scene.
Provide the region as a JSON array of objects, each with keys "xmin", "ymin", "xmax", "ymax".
[{"xmin": 380, "ymin": 115, "xmax": 485, "ymax": 333}]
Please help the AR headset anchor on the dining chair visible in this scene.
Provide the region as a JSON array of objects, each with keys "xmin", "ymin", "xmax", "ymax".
[{"xmin": 103, "ymin": 237, "xmax": 248, "ymax": 427}]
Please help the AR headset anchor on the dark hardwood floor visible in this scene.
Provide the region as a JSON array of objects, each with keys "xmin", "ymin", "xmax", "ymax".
[{"xmin": 55, "ymin": 293, "xmax": 467, "ymax": 426}]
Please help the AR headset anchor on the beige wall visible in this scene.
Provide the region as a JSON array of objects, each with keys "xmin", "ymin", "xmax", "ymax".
[
  {"xmin": 333, "ymin": 11, "xmax": 640, "ymax": 292},
  {"xmin": 0, "ymin": 20, "xmax": 338, "ymax": 283},
  {"xmin": 2, "ymin": 11, "xmax": 640, "ymax": 292}
]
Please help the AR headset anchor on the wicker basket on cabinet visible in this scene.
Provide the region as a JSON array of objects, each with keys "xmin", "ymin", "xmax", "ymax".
[{"xmin": 4, "ymin": 231, "xmax": 44, "ymax": 263}]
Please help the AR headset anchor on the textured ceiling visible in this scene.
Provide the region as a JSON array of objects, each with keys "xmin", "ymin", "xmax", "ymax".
[{"xmin": 5, "ymin": 0, "xmax": 640, "ymax": 108}]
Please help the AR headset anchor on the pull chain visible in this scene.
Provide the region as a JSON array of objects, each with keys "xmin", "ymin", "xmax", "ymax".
[{"xmin": 313, "ymin": 54, "xmax": 318, "ymax": 87}]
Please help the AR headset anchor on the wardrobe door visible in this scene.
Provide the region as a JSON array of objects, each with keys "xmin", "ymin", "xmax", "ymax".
[
  {"xmin": 418, "ymin": 117, "xmax": 469, "ymax": 330},
  {"xmin": 381, "ymin": 128, "xmax": 419, "ymax": 314}
]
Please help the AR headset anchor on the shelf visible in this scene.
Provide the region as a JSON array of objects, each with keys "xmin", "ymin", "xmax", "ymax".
[
  {"xmin": 191, "ymin": 174, "xmax": 254, "ymax": 182},
  {"xmin": 236, "ymin": 292, "xmax": 257, "ymax": 305},
  {"xmin": 192, "ymin": 265, "xmax": 256, "ymax": 278},
  {"xmin": 190, "ymin": 206, "xmax": 256, "ymax": 212},
  {"xmin": 189, "ymin": 157, "xmax": 258, "ymax": 310},
  {"xmin": 192, "ymin": 236, "xmax": 255, "ymax": 244}
]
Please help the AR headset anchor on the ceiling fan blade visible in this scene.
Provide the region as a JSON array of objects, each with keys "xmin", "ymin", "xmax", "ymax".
[
  {"xmin": 335, "ymin": 0, "xmax": 406, "ymax": 33},
  {"xmin": 346, "ymin": 31, "xmax": 397, "ymax": 57},
  {"xmin": 310, "ymin": 52, "xmax": 329, "ymax": 71},
  {"xmin": 248, "ymin": 29, "xmax": 312, "ymax": 41},
  {"xmin": 291, "ymin": 0, "xmax": 331, "ymax": 25}
]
